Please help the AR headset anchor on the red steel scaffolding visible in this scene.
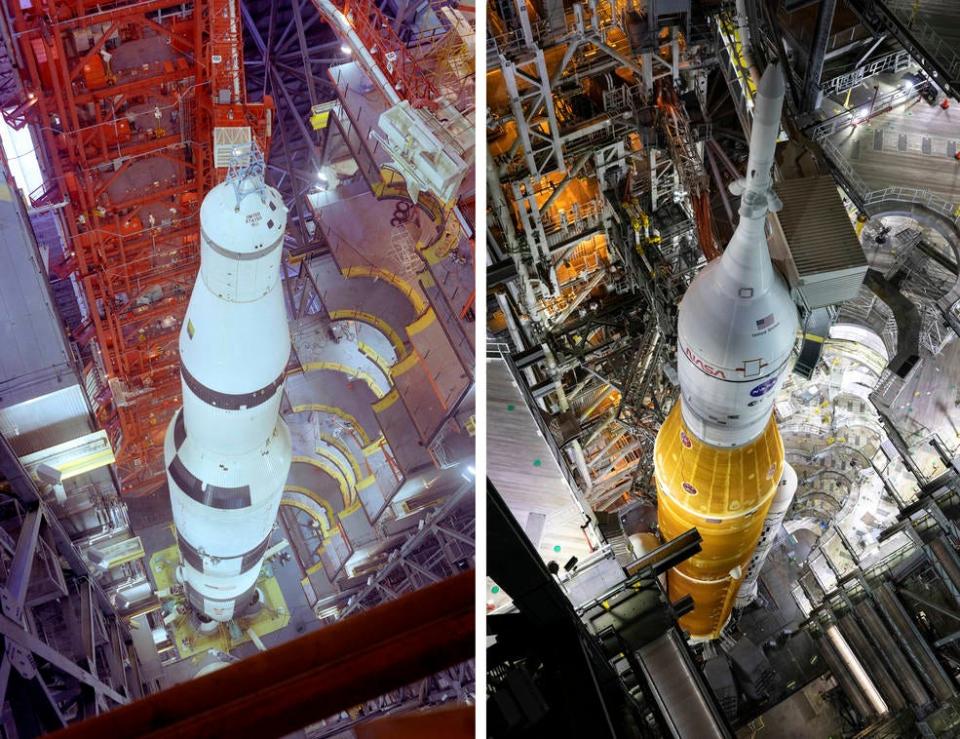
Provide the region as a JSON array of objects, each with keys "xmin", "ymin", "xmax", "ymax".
[
  {"xmin": 4, "ymin": 0, "xmax": 272, "ymax": 495},
  {"xmin": 323, "ymin": 0, "xmax": 439, "ymax": 109}
]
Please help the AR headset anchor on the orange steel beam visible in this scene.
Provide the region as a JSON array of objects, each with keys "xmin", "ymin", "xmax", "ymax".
[
  {"xmin": 7, "ymin": 0, "xmax": 271, "ymax": 495},
  {"xmin": 693, "ymin": 192, "xmax": 721, "ymax": 261},
  {"xmin": 334, "ymin": 0, "xmax": 439, "ymax": 109},
  {"xmin": 356, "ymin": 706, "xmax": 474, "ymax": 739},
  {"xmin": 48, "ymin": 571, "xmax": 474, "ymax": 739}
]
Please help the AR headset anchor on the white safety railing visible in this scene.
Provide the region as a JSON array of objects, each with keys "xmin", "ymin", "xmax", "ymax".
[
  {"xmin": 820, "ymin": 49, "xmax": 912, "ymax": 97},
  {"xmin": 883, "ymin": 0, "xmax": 960, "ymax": 81},
  {"xmin": 808, "ymin": 86, "xmax": 920, "ymax": 141},
  {"xmin": 862, "ymin": 186, "xmax": 960, "ymax": 224}
]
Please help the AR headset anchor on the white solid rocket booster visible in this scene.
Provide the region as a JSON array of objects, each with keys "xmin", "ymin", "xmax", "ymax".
[
  {"xmin": 163, "ymin": 152, "xmax": 292, "ymax": 622},
  {"xmin": 735, "ymin": 461, "xmax": 797, "ymax": 608}
]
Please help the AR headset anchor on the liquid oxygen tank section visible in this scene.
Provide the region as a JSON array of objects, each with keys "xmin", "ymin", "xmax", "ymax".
[
  {"xmin": 163, "ymin": 147, "xmax": 292, "ymax": 623},
  {"xmin": 654, "ymin": 64, "xmax": 799, "ymax": 640}
]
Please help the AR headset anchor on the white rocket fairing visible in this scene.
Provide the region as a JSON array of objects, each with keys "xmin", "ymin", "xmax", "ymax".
[
  {"xmin": 675, "ymin": 64, "xmax": 797, "ymax": 448},
  {"xmin": 163, "ymin": 152, "xmax": 292, "ymax": 622},
  {"xmin": 654, "ymin": 64, "xmax": 800, "ymax": 638}
]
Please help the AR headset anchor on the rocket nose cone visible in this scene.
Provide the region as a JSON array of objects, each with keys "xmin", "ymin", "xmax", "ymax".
[{"xmin": 757, "ymin": 63, "xmax": 785, "ymax": 100}]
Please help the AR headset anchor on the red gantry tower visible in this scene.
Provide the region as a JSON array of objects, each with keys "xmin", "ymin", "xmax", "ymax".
[{"xmin": 5, "ymin": 0, "xmax": 272, "ymax": 494}]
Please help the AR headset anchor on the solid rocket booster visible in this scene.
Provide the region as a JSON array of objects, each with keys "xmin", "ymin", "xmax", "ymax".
[
  {"xmin": 654, "ymin": 64, "xmax": 798, "ymax": 639},
  {"xmin": 735, "ymin": 461, "xmax": 797, "ymax": 608},
  {"xmin": 163, "ymin": 155, "xmax": 292, "ymax": 622}
]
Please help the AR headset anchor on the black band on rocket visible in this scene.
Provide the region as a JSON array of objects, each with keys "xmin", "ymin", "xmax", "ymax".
[
  {"xmin": 185, "ymin": 581, "xmax": 258, "ymax": 609},
  {"xmin": 177, "ymin": 533, "xmax": 271, "ymax": 575},
  {"xmin": 173, "ymin": 410, "xmax": 187, "ymax": 450},
  {"xmin": 181, "ymin": 364, "xmax": 284, "ymax": 411},
  {"xmin": 201, "ymin": 228, "xmax": 283, "ymax": 261},
  {"xmin": 167, "ymin": 455, "xmax": 252, "ymax": 509}
]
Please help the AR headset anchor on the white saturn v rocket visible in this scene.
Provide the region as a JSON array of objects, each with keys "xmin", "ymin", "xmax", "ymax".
[
  {"xmin": 163, "ymin": 149, "xmax": 292, "ymax": 623},
  {"xmin": 654, "ymin": 64, "xmax": 799, "ymax": 639}
]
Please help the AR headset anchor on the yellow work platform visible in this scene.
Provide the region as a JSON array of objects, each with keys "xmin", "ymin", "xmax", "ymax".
[{"xmin": 149, "ymin": 543, "xmax": 290, "ymax": 660}]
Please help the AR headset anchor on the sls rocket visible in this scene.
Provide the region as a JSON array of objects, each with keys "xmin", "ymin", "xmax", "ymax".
[
  {"xmin": 163, "ymin": 150, "xmax": 292, "ymax": 623},
  {"xmin": 654, "ymin": 64, "xmax": 799, "ymax": 640}
]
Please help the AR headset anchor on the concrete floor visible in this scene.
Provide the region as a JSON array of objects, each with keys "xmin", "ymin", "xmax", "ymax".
[
  {"xmin": 736, "ymin": 676, "xmax": 845, "ymax": 739},
  {"xmin": 832, "ymin": 74, "xmax": 960, "ymax": 200}
]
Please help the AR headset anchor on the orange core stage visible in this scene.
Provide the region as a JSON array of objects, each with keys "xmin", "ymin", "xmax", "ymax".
[{"xmin": 654, "ymin": 402, "xmax": 784, "ymax": 639}]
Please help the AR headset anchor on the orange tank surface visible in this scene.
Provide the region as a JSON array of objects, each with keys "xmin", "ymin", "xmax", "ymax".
[{"xmin": 655, "ymin": 402, "xmax": 783, "ymax": 639}]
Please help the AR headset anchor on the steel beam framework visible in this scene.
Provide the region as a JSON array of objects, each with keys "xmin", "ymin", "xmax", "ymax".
[
  {"xmin": 0, "ymin": 434, "xmax": 138, "ymax": 737},
  {"xmin": 850, "ymin": 0, "xmax": 960, "ymax": 99},
  {"xmin": 240, "ymin": 0, "xmax": 339, "ymax": 255},
  {"xmin": 298, "ymin": 480, "xmax": 477, "ymax": 733},
  {"xmin": 486, "ymin": 0, "xmax": 702, "ymax": 506},
  {"xmin": 50, "ymin": 571, "xmax": 473, "ymax": 739},
  {"xmin": 4, "ymin": 0, "xmax": 271, "ymax": 495},
  {"xmin": 240, "ymin": 0, "xmax": 449, "ymax": 257}
]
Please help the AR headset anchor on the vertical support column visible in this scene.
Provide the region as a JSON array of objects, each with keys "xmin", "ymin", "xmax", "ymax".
[
  {"xmin": 802, "ymin": 0, "xmax": 837, "ymax": 112},
  {"xmin": 874, "ymin": 583, "xmax": 956, "ymax": 702},
  {"xmin": 502, "ymin": 58, "xmax": 539, "ymax": 178},
  {"xmin": 533, "ymin": 48, "xmax": 565, "ymax": 175},
  {"xmin": 641, "ymin": 51, "xmax": 654, "ymax": 95},
  {"xmin": 511, "ymin": 178, "xmax": 558, "ymax": 296},
  {"xmin": 501, "ymin": 50, "xmax": 565, "ymax": 180},
  {"xmin": 1, "ymin": 509, "xmax": 42, "ymax": 621},
  {"xmin": 837, "ymin": 613, "xmax": 906, "ymax": 712},
  {"xmin": 649, "ymin": 149, "xmax": 658, "ymax": 211},
  {"xmin": 815, "ymin": 630, "xmax": 876, "ymax": 720},
  {"xmin": 513, "ymin": 0, "xmax": 535, "ymax": 47},
  {"xmin": 670, "ymin": 37, "xmax": 680, "ymax": 85}
]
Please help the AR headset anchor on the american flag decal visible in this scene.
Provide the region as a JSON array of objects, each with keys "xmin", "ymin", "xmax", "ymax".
[{"xmin": 756, "ymin": 313, "xmax": 775, "ymax": 330}]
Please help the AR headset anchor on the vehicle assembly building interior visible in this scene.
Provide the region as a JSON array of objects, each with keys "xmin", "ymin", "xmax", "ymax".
[
  {"xmin": 486, "ymin": 0, "xmax": 960, "ymax": 737},
  {"xmin": 0, "ymin": 0, "xmax": 475, "ymax": 736}
]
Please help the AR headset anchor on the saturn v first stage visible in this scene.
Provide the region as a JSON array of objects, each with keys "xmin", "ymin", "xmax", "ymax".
[
  {"xmin": 654, "ymin": 64, "xmax": 800, "ymax": 640},
  {"xmin": 163, "ymin": 148, "xmax": 292, "ymax": 623}
]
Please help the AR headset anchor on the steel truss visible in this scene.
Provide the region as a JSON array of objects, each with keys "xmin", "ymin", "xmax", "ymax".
[
  {"xmin": 4, "ymin": 0, "xmax": 271, "ymax": 495},
  {"xmin": 850, "ymin": 0, "xmax": 960, "ymax": 100},
  {"xmin": 0, "ymin": 434, "xmax": 140, "ymax": 737},
  {"xmin": 341, "ymin": 480, "xmax": 474, "ymax": 617},
  {"xmin": 501, "ymin": 49, "xmax": 564, "ymax": 180},
  {"xmin": 240, "ymin": 0, "xmax": 458, "ymax": 258},
  {"xmin": 486, "ymin": 0, "xmax": 712, "ymax": 512},
  {"xmin": 313, "ymin": 480, "xmax": 476, "ymax": 734},
  {"xmin": 240, "ymin": 0, "xmax": 340, "ymax": 255}
]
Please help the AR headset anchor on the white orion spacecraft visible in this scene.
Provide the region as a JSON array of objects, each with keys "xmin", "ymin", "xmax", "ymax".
[
  {"xmin": 163, "ymin": 148, "xmax": 292, "ymax": 623},
  {"xmin": 654, "ymin": 64, "xmax": 799, "ymax": 639}
]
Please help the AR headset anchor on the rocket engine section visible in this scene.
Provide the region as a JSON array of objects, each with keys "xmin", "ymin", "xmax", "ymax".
[
  {"xmin": 163, "ymin": 149, "xmax": 292, "ymax": 622},
  {"xmin": 654, "ymin": 65, "xmax": 799, "ymax": 640}
]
